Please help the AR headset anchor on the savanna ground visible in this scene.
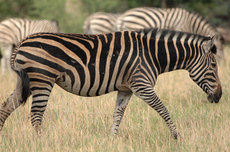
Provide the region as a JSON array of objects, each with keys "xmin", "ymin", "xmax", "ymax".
[{"xmin": 0, "ymin": 47, "xmax": 230, "ymax": 152}]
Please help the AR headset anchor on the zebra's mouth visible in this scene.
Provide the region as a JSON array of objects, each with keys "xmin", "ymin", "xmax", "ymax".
[{"xmin": 207, "ymin": 93, "xmax": 219, "ymax": 103}]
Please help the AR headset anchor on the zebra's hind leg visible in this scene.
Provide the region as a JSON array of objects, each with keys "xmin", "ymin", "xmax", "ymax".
[
  {"xmin": 0, "ymin": 92, "xmax": 23, "ymax": 132},
  {"xmin": 130, "ymin": 82, "xmax": 178, "ymax": 139},
  {"xmin": 0, "ymin": 75, "xmax": 30, "ymax": 132},
  {"xmin": 111, "ymin": 90, "xmax": 133, "ymax": 136},
  {"xmin": 30, "ymin": 82, "xmax": 54, "ymax": 135}
]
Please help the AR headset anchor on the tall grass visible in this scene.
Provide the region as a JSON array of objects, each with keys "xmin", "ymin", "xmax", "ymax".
[{"xmin": 0, "ymin": 47, "xmax": 230, "ymax": 151}]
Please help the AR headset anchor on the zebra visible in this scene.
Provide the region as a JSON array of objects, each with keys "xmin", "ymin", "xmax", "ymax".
[
  {"xmin": 0, "ymin": 28, "xmax": 222, "ymax": 139},
  {"xmin": 0, "ymin": 18, "xmax": 60, "ymax": 74},
  {"xmin": 83, "ymin": 12, "xmax": 121, "ymax": 34},
  {"xmin": 115, "ymin": 7, "xmax": 225, "ymax": 61}
]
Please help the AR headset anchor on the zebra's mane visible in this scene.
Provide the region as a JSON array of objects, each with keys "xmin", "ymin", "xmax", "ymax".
[
  {"xmin": 138, "ymin": 28, "xmax": 209, "ymax": 42},
  {"xmin": 137, "ymin": 28, "xmax": 217, "ymax": 54}
]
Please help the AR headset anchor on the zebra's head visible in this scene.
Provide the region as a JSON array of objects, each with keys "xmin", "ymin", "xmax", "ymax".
[{"xmin": 189, "ymin": 36, "xmax": 222, "ymax": 103}]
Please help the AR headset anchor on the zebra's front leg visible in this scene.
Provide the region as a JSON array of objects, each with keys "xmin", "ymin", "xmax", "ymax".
[
  {"xmin": 130, "ymin": 83, "xmax": 178, "ymax": 139},
  {"xmin": 111, "ymin": 90, "xmax": 133, "ymax": 136}
]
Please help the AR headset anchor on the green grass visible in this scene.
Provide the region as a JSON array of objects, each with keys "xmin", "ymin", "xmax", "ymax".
[{"xmin": 0, "ymin": 47, "xmax": 230, "ymax": 151}]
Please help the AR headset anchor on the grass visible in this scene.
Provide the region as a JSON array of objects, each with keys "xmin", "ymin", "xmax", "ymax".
[{"xmin": 0, "ymin": 46, "xmax": 230, "ymax": 151}]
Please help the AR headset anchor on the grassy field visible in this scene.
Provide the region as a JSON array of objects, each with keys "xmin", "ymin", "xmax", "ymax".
[{"xmin": 0, "ymin": 46, "xmax": 230, "ymax": 152}]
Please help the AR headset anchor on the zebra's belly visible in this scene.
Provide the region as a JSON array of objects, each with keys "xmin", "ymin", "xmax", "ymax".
[
  {"xmin": 54, "ymin": 68, "xmax": 130, "ymax": 97},
  {"xmin": 56, "ymin": 81, "xmax": 121, "ymax": 97}
]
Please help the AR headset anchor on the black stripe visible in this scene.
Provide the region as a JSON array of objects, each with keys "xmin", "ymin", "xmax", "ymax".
[
  {"xmin": 123, "ymin": 32, "xmax": 139, "ymax": 80},
  {"xmin": 96, "ymin": 33, "xmax": 113, "ymax": 95},
  {"xmin": 115, "ymin": 31, "xmax": 133, "ymax": 86},
  {"xmin": 18, "ymin": 43, "xmax": 76, "ymax": 89},
  {"xmin": 175, "ymin": 33, "xmax": 185, "ymax": 69},
  {"xmin": 8, "ymin": 19, "xmax": 21, "ymax": 43},
  {"xmin": 0, "ymin": 30, "xmax": 15, "ymax": 42},
  {"xmin": 127, "ymin": 58, "xmax": 140, "ymax": 83},
  {"xmin": 15, "ymin": 59, "xmax": 25, "ymax": 64},
  {"xmin": 105, "ymin": 32, "xmax": 122, "ymax": 93},
  {"xmin": 30, "ymin": 78, "xmax": 53, "ymax": 88},
  {"xmin": 157, "ymin": 35, "xmax": 167, "ymax": 73},
  {"xmin": 185, "ymin": 37, "xmax": 196, "ymax": 69},
  {"xmin": 170, "ymin": 9, "xmax": 180, "ymax": 28},
  {"xmin": 167, "ymin": 37, "xmax": 177, "ymax": 71},
  {"xmin": 124, "ymin": 20, "xmax": 148, "ymax": 28},
  {"xmin": 31, "ymin": 109, "xmax": 46, "ymax": 113},
  {"xmin": 33, "ymin": 94, "xmax": 49, "ymax": 98},
  {"xmin": 31, "ymin": 35, "xmax": 87, "ymax": 65},
  {"xmin": 135, "ymin": 9, "xmax": 159, "ymax": 26},
  {"xmin": 96, "ymin": 18, "xmax": 114, "ymax": 26},
  {"xmin": 30, "ymin": 87, "xmax": 51, "ymax": 92},
  {"xmin": 182, "ymin": 35, "xmax": 191, "ymax": 69},
  {"xmin": 86, "ymin": 36, "xmax": 99, "ymax": 96},
  {"xmin": 32, "ymin": 100, "xmax": 48, "ymax": 104},
  {"xmin": 191, "ymin": 14, "xmax": 198, "ymax": 33},
  {"xmin": 25, "ymin": 67, "xmax": 57, "ymax": 79}
]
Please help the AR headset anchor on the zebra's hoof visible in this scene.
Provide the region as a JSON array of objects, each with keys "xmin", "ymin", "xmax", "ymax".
[{"xmin": 173, "ymin": 133, "xmax": 183, "ymax": 140}]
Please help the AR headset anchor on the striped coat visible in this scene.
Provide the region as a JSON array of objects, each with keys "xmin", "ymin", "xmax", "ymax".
[
  {"xmin": 0, "ymin": 18, "xmax": 60, "ymax": 74},
  {"xmin": 0, "ymin": 28, "xmax": 222, "ymax": 139},
  {"xmin": 83, "ymin": 12, "xmax": 121, "ymax": 34},
  {"xmin": 115, "ymin": 7, "xmax": 225, "ymax": 61}
]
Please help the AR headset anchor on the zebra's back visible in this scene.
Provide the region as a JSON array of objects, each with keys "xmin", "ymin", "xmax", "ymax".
[
  {"xmin": 83, "ymin": 12, "xmax": 121, "ymax": 34},
  {"xmin": 0, "ymin": 18, "xmax": 60, "ymax": 45},
  {"xmin": 115, "ymin": 7, "xmax": 168, "ymax": 31},
  {"xmin": 0, "ymin": 18, "xmax": 60, "ymax": 74}
]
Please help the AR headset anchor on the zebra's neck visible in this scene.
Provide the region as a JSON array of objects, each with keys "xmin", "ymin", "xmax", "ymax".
[
  {"xmin": 185, "ymin": 13, "xmax": 218, "ymax": 37},
  {"xmin": 141, "ymin": 29, "xmax": 207, "ymax": 75}
]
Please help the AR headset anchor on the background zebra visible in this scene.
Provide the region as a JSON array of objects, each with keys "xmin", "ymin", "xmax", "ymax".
[
  {"xmin": 83, "ymin": 12, "xmax": 120, "ymax": 34},
  {"xmin": 0, "ymin": 18, "xmax": 60, "ymax": 74},
  {"xmin": 115, "ymin": 7, "xmax": 225, "ymax": 61},
  {"xmin": 0, "ymin": 28, "xmax": 221, "ymax": 139}
]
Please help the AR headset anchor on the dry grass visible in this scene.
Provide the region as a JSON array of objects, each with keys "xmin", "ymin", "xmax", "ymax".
[{"xmin": 0, "ymin": 47, "xmax": 230, "ymax": 151}]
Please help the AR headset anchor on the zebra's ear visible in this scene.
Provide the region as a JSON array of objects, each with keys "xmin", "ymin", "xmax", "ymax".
[{"xmin": 204, "ymin": 35, "xmax": 216, "ymax": 53}]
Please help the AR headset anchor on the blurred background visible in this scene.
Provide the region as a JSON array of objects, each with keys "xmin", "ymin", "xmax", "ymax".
[{"xmin": 0, "ymin": 0, "xmax": 229, "ymax": 34}]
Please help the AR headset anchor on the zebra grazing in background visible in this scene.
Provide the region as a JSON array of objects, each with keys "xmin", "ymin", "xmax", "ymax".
[
  {"xmin": 83, "ymin": 12, "xmax": 120, "ymax": 34},
  {"xmin": 0, "ymin": 18, "xmax": 60, "ymax": 74},
  {"xmin": 0, "ymin": 28, "xmax": 222, "ymax": 139},
  {"xmin": 115, "ymin": 7, "xmax": 225, "ymax": 61}
]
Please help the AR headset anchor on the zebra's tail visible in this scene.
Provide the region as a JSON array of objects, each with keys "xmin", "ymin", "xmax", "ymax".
[{"xmin": 10, "ymin": 44, "xmax": 30, "ymax": 105}]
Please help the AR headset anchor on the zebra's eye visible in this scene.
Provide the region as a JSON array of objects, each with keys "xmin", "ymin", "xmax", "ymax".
[{"xmin": 211, "ymin": 63, "xmax": 216, "ymax": 68}]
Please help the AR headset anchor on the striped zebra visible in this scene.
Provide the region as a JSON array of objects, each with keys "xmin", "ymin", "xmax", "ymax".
[
  {"xmin": 83, "ymin": 12, "xmax": 120, "ymax": 34},
  {"xmin": 115, "ymin": 7, "xmax": 225, "ymax": 61},
  {"xmin": 0, "ymin": 28, "xmax": 222, "ymax": 139},
  {"xmin": 0, "ymin": 18, "xmax": 60, "ymax": 74}
]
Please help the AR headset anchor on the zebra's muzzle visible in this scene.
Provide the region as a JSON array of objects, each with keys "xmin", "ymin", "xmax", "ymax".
[
  {"xmin": 207, "ymin": 83, "xmax": 222, "ymax": 103},
  {"xmin": 207, "ymin": 90, "xmax": 222, "ymax": 103}
]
